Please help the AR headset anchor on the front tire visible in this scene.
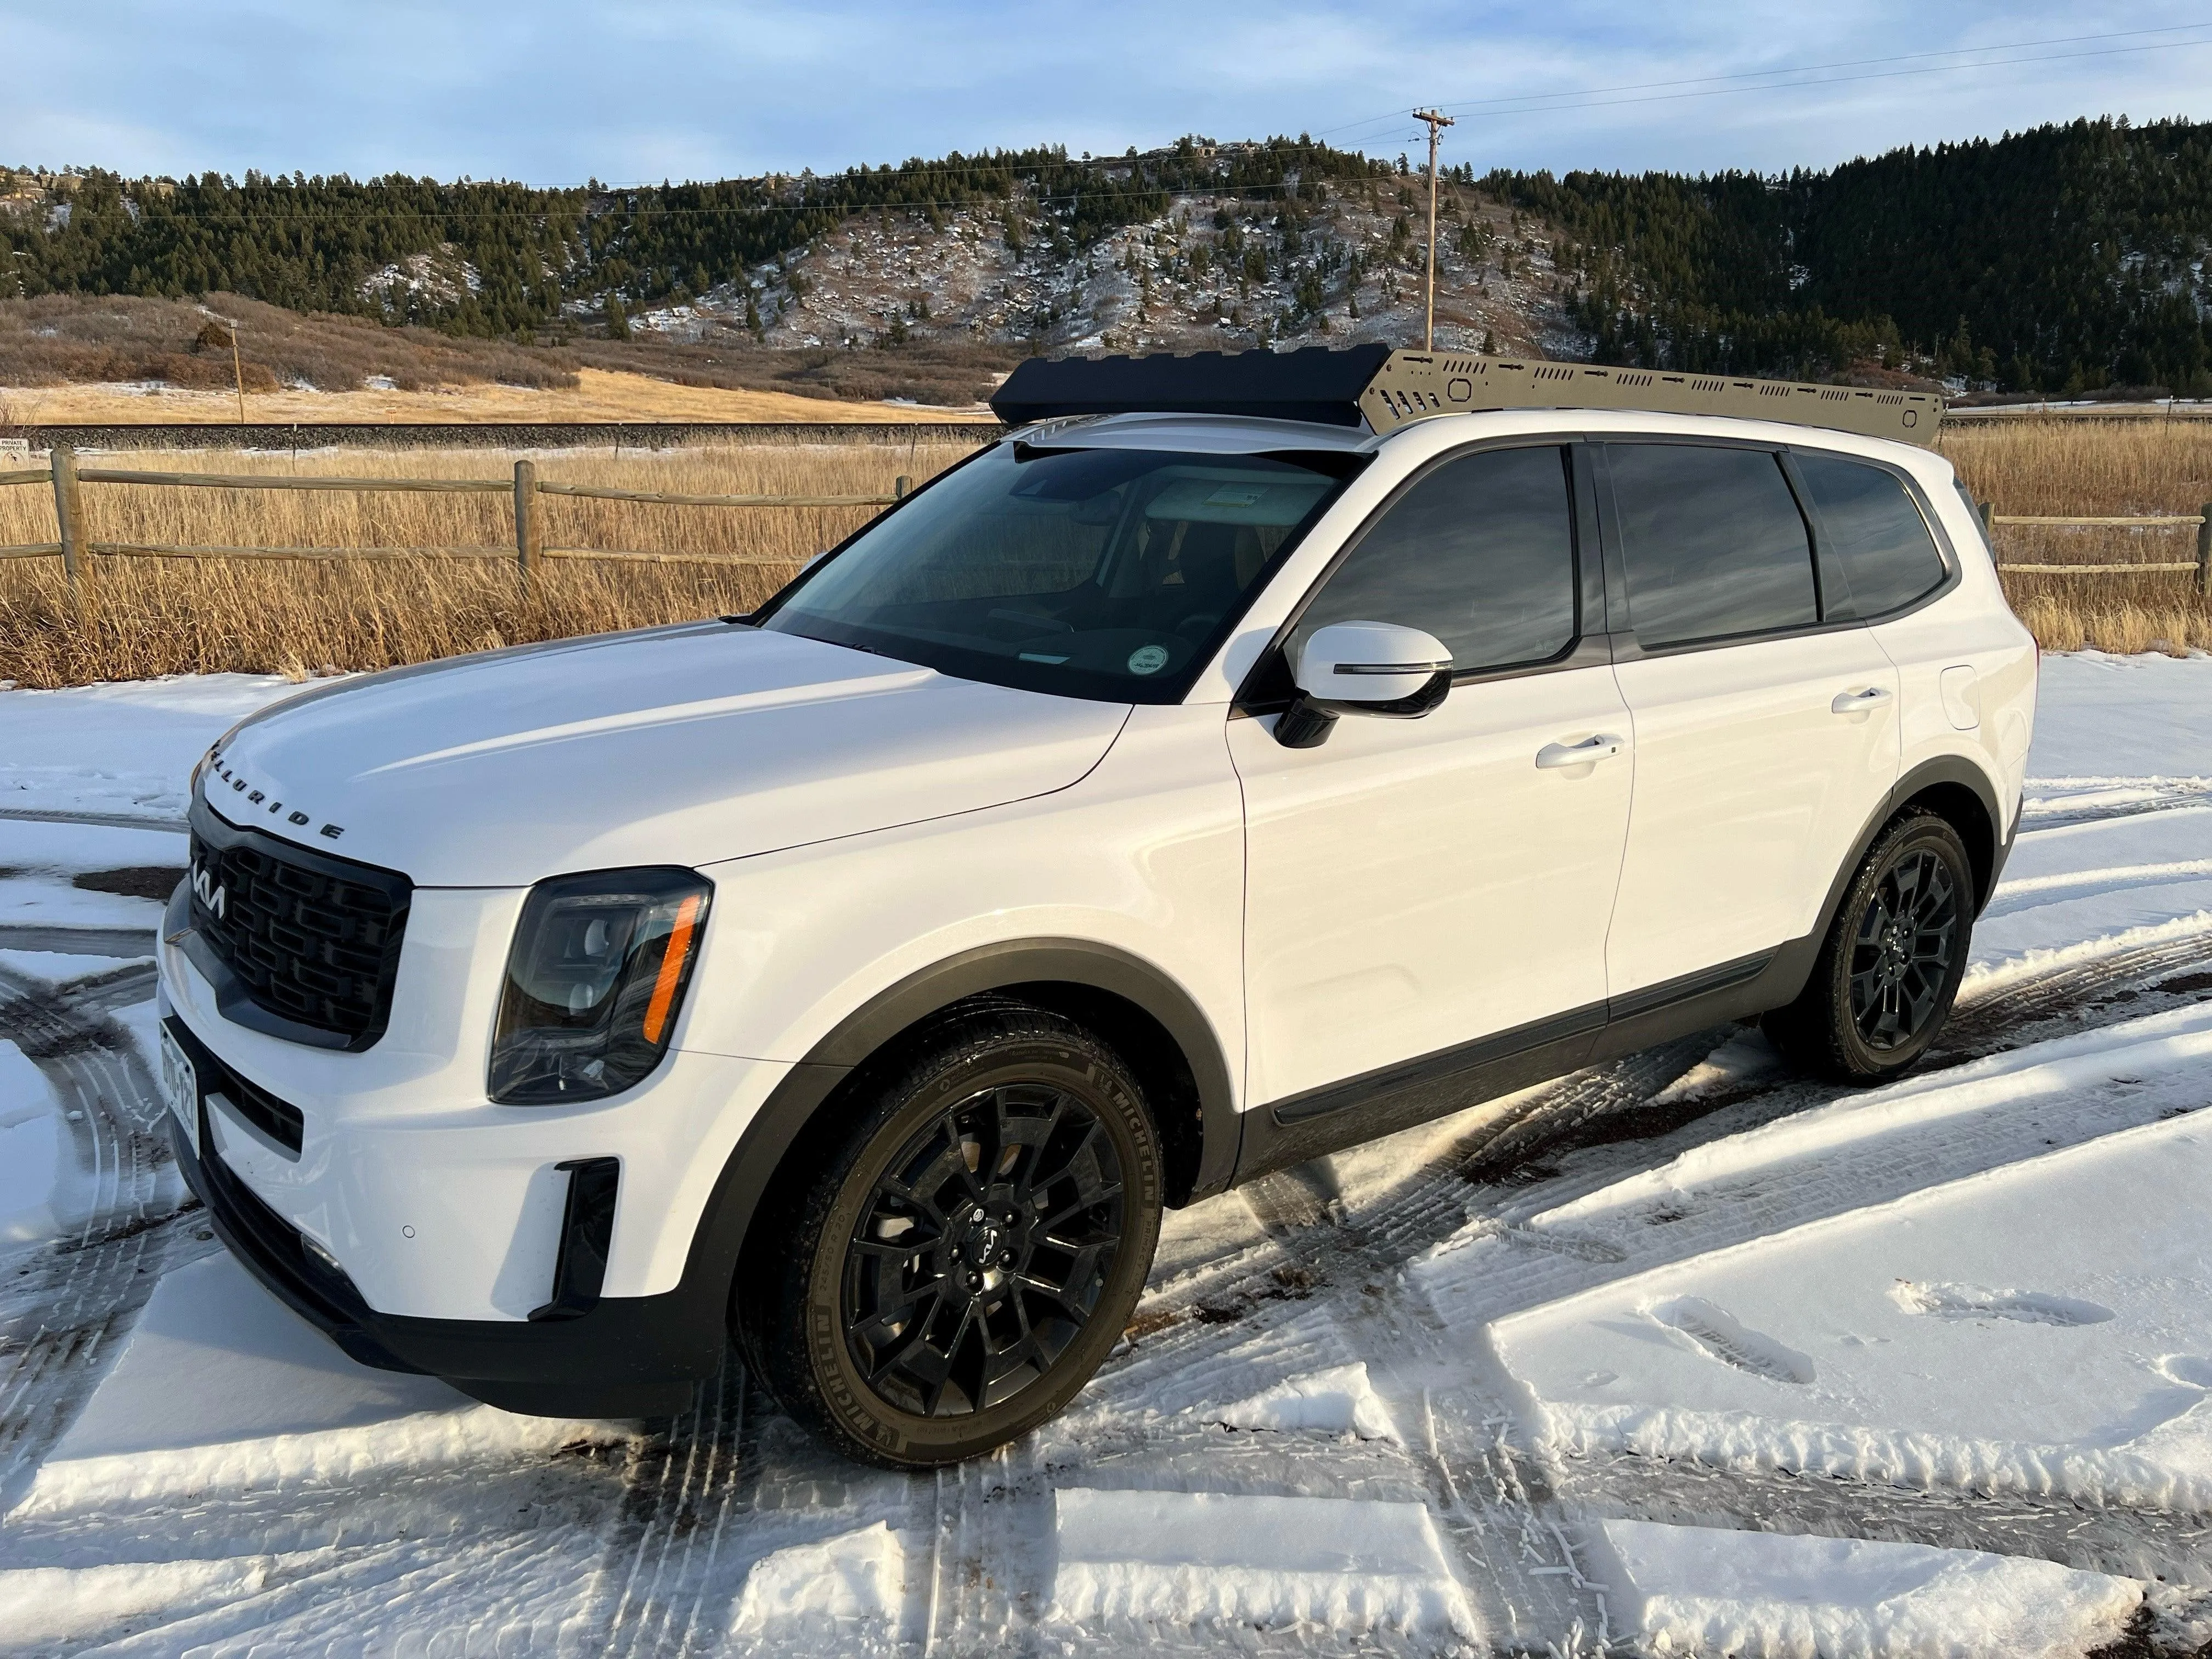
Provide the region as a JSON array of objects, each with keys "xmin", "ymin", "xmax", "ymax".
[
  {"xmin": 1767, "ymin": 809, "xmax": 1974, "ymax": 1082},
  {"xmin": 746, "ymin": 1006, "xmax": 1162, "ymax": 1468}
]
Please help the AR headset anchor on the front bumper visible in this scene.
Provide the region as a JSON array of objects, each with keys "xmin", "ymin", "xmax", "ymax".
[
  {"xmin": 168, "ymin": 1014, "xmax": 725, "ymax": 1418},
  {"xmin": 158, "ymin": 877, "xmax": 788, "ymax": 1321}
]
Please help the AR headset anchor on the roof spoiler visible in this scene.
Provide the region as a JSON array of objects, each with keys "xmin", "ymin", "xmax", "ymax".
[{"xmin": 990, "ymin": 346, "xmax": 1944, "ymax": 448}]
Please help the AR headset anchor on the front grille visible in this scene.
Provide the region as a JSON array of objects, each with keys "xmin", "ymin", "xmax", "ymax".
[{"xmin": 188, "ymin": 797, "xmax": 411, "ymax": 1048}]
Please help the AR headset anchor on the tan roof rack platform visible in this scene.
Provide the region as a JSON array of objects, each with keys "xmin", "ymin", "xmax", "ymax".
[
  {"xmin": 1361, "ymin": 352, "xmax": 1943, "ymax": 445},
  {"xmin": 989, "ymin": 345, "xmax": 1944, "ymax": 448}
]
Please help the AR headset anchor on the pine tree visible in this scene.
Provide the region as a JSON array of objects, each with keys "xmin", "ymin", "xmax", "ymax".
[{"xmin": 602, "ymin": 294, "xmax": 630, "ymax": 339}]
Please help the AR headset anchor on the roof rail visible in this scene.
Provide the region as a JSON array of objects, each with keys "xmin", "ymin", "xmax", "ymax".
[{"xmin": 988, "ymin": 347, "xmax": 1944, "ymax": 447}]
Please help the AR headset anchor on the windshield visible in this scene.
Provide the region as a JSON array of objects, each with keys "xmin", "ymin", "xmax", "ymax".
[{"xmin": 755, "ymin": 441, "xmax": 1360, "ymax": 702}]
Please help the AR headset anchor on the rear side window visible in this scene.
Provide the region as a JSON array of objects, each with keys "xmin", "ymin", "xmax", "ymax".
[
  {"xmin": 1795, "ymin": 453, "xmax": 1950, "ymax": 618},
  {"xmin": 1606, "ymin": 444, "xmax": 1818, "ymax": 648},
  {"xmin": 1291, "ymin": 444, "xmax": 1577, "ymax": 674}
]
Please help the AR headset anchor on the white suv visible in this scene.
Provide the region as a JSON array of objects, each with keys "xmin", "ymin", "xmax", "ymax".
[{"xmin": 157, "ymin": 349, "xmax": 2036, "ymax": 1468}]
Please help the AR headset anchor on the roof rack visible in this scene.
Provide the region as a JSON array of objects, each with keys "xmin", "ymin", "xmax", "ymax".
[{"xmin": 989, "ymin": 347, "xmax": 1944, "ymax": 448}]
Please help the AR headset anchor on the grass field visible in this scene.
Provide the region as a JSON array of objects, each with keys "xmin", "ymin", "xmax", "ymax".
[
  {"xmin": 1943, "ymin": 420, "xmax": 2212, "ymax": 654},
  {"xmin": 0, "ymin": 367, "xmax": 991, "ymax": 426},
  {"xmin": 0, "ymin": 419, "xmax": 2206, "ymax": 686},
  {"xmin": 0, "ymin": 441, "xmax": 981, "ymax": 686}
]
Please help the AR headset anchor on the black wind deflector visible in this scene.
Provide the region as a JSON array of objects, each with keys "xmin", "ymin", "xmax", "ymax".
[{"xmin": 990, "ymin": 344, "xmax": 1393, "ymax": 429}]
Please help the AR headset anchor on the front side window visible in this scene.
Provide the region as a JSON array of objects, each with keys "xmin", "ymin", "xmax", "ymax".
[
  {"xmin": 1795, "ymin": 452, "xmax": 1950, "ymax": 619},
  {"xmin": 1607, "ymin": 443, "xmax": 1819, "ymax": 649},
  {"xmin": 1289, "ymin": 444, "xmax": 1578, "ymax": 674},
  {"xmin": 758, "ymin": 442, "xmax": 1357, "ymax": 703}
]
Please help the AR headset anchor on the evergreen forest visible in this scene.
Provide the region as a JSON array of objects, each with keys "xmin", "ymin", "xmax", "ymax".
[{"xmin": 9, "ymin": 118, "xmax": 2212, "ymax": 393}]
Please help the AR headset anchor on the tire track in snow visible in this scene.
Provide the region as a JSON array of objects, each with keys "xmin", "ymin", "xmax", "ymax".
[
  {"xmin": 0, "ymin": 961, "xmax": 179, "ymax": 1514},
  {"xmin": 0, "ymin": 807, "xmax": 187, "ymax": 834},
  {"xmin": 12, "ymin": 836, "xmax": 2211, "ymax": 1651},
  {"xmin": 1948, "ymin": 923, "xmax": 2212, "ymax": 1052},
  {"xmin": 1219, "ymin": 1043, "xmax": 1731, "ymax": 1647},
  {"xmin": 586, "ymin": 1362, "xmax": 759, "ymax": 1658},
  {"xmin": 1199, "ymin": 922, "xmax": 2212, "ymax": 1649},
  {"xmin": 2018, "ymin": 780, "xmax": 2212, "ymax": 831},
  {"xmin": 1559, "ymin": 1447, "xmax": 2212, "ymax": 1606}
]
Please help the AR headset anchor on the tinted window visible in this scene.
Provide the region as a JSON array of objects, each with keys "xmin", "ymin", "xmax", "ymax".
[
  {"xmin": 761, "ymin": 442, "xmax": 1354, "ymax": 703},
  {"xmin": 1796, "ymin": 453, "xmax": 1949, "ymax": 618},
  {"xmin": 1608, "ymin": 444, "xmax": 1818, "ymax": 648},
  {"xmin": 1290, "ymin": 445, "xmax": 1577, "ymax": 674}
]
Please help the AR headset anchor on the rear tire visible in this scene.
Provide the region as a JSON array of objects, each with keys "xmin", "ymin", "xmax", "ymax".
[
  {"xmin": 743, "ymin": 1006, "xmax": 1162, "ymax": 1468},
  {"xmin": 1766, "ymin": 809, "xmax": 1974, "ymax": 1082}
]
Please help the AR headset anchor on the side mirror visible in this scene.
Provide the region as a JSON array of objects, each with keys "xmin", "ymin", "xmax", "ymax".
[{"xmin": 1275, "ymin": 621, "xmax": 1454, "ymax": 749}]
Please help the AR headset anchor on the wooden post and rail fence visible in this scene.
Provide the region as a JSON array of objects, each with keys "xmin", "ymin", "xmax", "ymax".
[
  {"xmin": 0, "ymin": 444, "xmax": 918, "ymax": 596},
  {"xmin": 1, "ymin": 447, "xmax": 2208, "ymax": 599}
]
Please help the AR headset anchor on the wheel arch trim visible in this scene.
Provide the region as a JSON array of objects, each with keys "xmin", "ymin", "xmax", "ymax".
[
  {"xmin": 682, "ymin": 937, "xmax": 1241, "ymax": 1331},
  {"xmin": 1887, "ymin": 754, "xmax": 2007, "ymax": 913},
  {"xmin": 1745, "ymin": 751, "xmax": 2009, "ymax": 1021}
]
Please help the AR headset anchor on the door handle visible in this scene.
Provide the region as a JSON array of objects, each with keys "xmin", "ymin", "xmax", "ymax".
[
  {"xmin": 1831, "ymin": 686, "xmax": 1894, "ymax": 714},
  {"xmin": 1535, "ymin": 733, "xmax": 1624, "ymax": 769}
]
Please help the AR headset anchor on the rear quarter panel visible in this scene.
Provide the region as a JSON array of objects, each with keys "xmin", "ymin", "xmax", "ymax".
[{"xmin": 1875, "ymin": 453, "xmax": 2038, "ymax": 837}]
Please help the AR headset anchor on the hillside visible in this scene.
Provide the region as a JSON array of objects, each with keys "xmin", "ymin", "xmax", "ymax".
[
  {"xmin": 656, "ymin": 176, "xmax": 1578, "ymax": 360},
  {"xmin": 0, "ymin": 292, "xmax": 1017, "ymax": 417},
  {"xmin": 0, "ymin": 141, "xmax": 1581, "ymax": 412},
  {"xmin": 7, "ymin": 118, "xmax": 2212, "ymax": 408}
]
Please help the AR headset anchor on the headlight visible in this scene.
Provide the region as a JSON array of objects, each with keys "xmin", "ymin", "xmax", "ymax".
[{"xmin": 489, "ymin": 867, "xmax": 712, "ymax": 1105}]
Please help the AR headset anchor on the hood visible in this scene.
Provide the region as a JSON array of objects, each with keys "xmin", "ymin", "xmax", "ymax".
[{"xmin": 203, "ymin": 623, "xmax": 1132, "ymax": 886}]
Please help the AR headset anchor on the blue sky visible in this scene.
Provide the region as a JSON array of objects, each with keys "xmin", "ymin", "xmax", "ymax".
[{"xmin": 5, "ymin": 2, "xmax": 2212, "ymax": 184}]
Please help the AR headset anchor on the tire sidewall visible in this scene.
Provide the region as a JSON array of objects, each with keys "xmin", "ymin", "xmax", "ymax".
[
  {"xmin": 1824, "ymin": 814, "xmax": 1974, "ymax": 1077},
  {"xmin": 797, "ymin": 1020, "xmax": 1161, "ymax": 1465}
]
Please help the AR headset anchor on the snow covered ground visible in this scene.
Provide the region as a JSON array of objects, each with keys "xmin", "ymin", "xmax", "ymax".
[{"xmin": 0, "ymin": 653, "xmax": 2208, "ymax": 1656}]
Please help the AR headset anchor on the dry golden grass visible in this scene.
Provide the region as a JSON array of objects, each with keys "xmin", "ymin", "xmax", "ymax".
[
  {"xmin": 3, "ymin": 418, "xmax": 2207, "ymax": 686},
  {"xmin": 0, "ymin": 440, "xmax": 983, "ymax": 686},
  {"xmin": 1938, "ymin": 420, "xmax": 2212, "ymax": 653},
  {"xmin": 3, "ymin": 367, "xmax": 992, "ymax": 426}
]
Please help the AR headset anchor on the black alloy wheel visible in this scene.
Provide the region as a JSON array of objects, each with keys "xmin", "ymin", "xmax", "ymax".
[
  {"xmin": 1767, "ymin": 809, "xmax": 1975, "ymax": 1082},
  {"xmin": 844, "ymin": 1081, "xmax": 1126, "ymax": 1418},
  {"xmin": 1848, "ymin": 847, "xmax": 1961, "ymax": 1053},
  {"xmin": 744, "ymin": 1005, "xmax": 1162, "ymax": 1468}
]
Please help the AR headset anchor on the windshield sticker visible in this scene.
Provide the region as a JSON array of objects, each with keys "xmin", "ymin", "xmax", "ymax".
[
  {"xmin": 1144, "ymin": 475, "xmax": 1327, "ymax": 526},
  {"xmin": 1126, "ymin": 645, "xmax": 1170, "ymax": 675}
]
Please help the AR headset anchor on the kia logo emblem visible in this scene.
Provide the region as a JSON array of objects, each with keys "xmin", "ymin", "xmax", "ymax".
[{"xmin": 191, "ymin": 864, "xmax": 227, "ymax": 922}]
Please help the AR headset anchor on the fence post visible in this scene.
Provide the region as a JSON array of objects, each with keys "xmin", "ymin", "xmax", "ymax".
[
  {"xmin": 49, "ymin": 442, "xmax": 83, "ymax": 603},
  {"xmin": 894, "ymin": 475, "xmax": 912, "ymax": 500},
  {"xmin": 514, "ymin": 459, "xmax": 540, "ymax": 593},
  {"xmin": 2198, "ymin": 503, "xmax": 2212, "ymax": 599}
]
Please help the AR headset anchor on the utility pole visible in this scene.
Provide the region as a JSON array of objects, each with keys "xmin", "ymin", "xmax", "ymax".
[
  {"xmin": 225, "ymin": 318, "xmax": 246, "ymax": 425},
  {"xmin": 1413, "ymin": 109, "xmax": 1455, "ymax": 353}
]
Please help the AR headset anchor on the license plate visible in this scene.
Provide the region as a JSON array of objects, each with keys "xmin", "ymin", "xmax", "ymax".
[{"xmin": 160, "ymin": 1026, "xmax": 200, "ymax": 1159}]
